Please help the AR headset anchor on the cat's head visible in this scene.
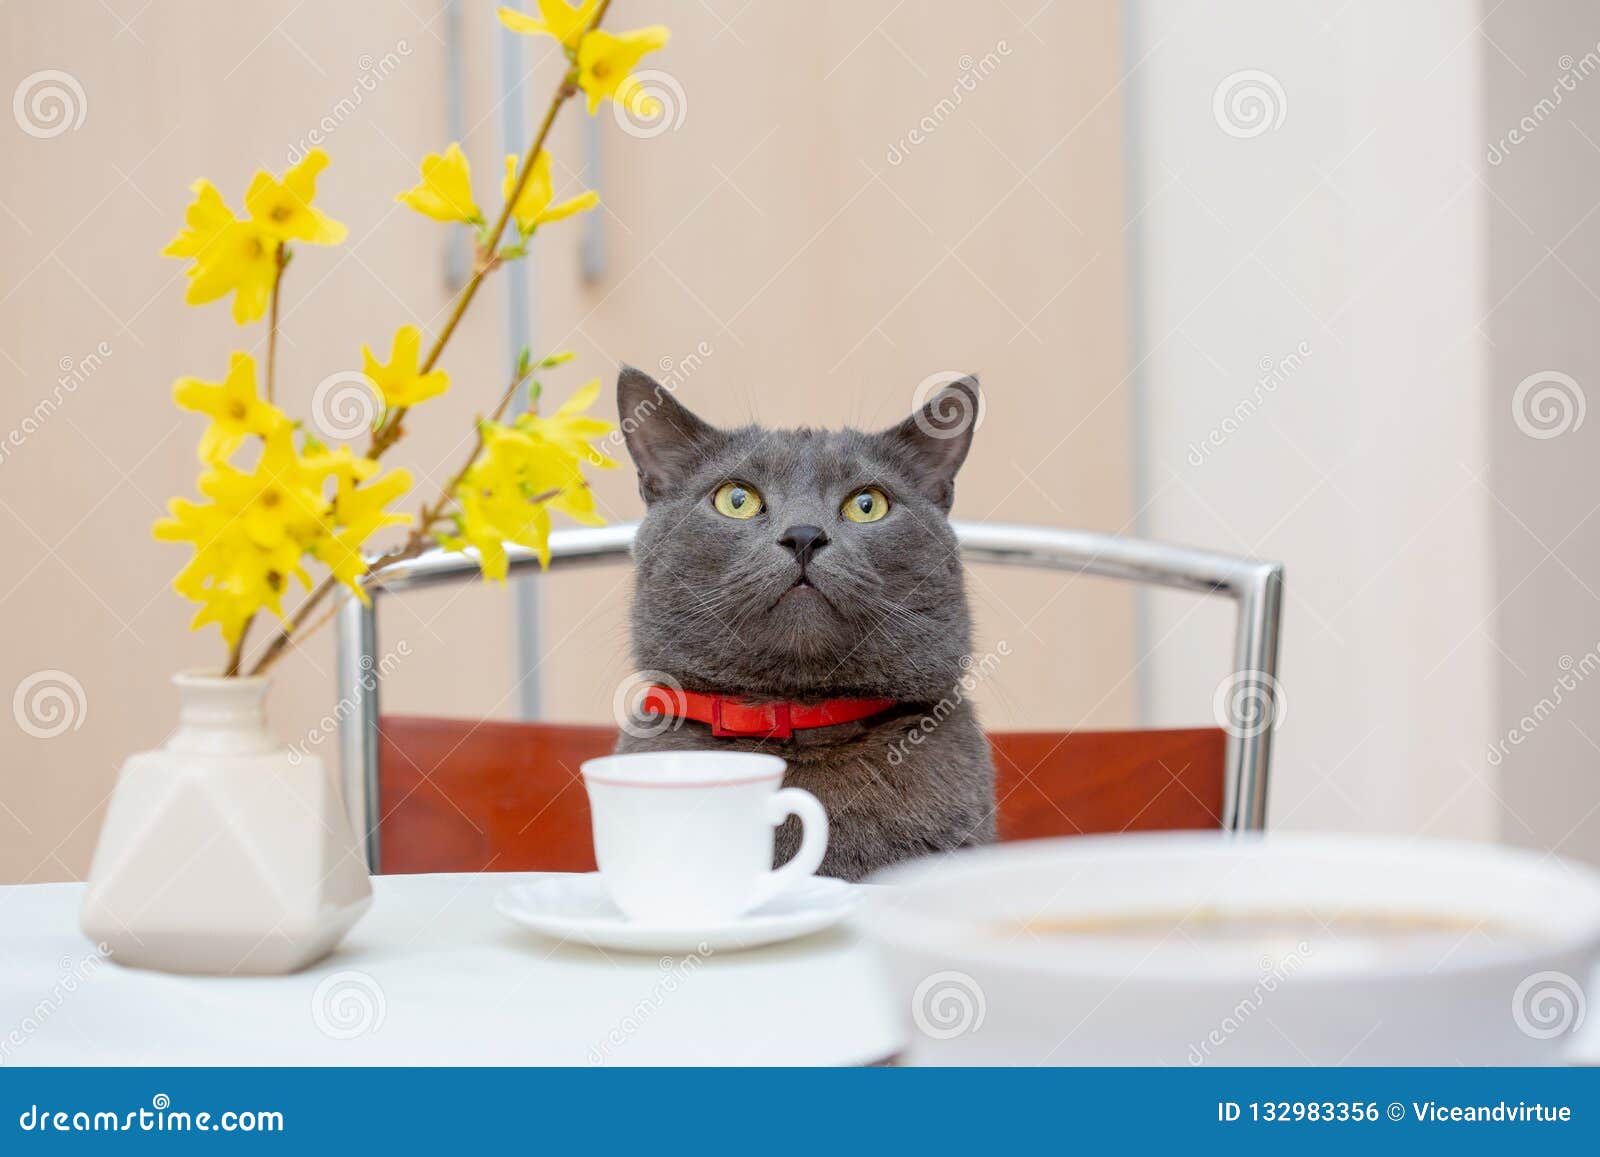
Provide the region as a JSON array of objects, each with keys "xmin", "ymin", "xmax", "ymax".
[{"xmin": 618, "ymin": 366, "xmax": 979, "ymax": 701}]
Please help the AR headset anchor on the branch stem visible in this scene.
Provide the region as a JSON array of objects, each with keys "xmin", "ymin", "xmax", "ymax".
[
  {"xmin": 265, "ymin": 247, "xmax": 287, "ymax": 403},
  {"xmin": 224, "ymin": 617, "xmax": 251, "ymax": 678}
]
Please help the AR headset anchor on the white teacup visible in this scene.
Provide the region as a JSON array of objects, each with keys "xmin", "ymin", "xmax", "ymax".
[{"xmin": 580, "ymin": 751, "xmax": 829, "ymax": 925}]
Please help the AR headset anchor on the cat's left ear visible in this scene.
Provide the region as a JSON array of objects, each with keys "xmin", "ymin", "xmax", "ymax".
[{"xmin": 877, "ymin": 374, "xmax": 981, "ymax": 512}]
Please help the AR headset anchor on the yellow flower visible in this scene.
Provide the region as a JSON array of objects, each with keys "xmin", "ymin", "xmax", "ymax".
[
  {"xmin": 515, "ymin": 377, "xmax": 617, "ymax": 469},
  {"xmin": 309, "ymin": 531, "xmax": 374, "ymax": 596},
  {"xmin": 445, "ymin": 457, "xmax": 555, "ymax": 580},
  {"xmin": 494, "ymin": 424, "xmax": 604, "ymax": 527},
  {"xmin": 396, "ymin": 143, "xmax": 481, "ymax": 224},
  {"xmin": 162, "ymin": 180, "xmax": 280, "ymax": 324},
  {"xmin": 198, "ymin": 538, "xmax": 308, "ymax": 639},
  {"xmin": 164, "ymin": 152, "xmax": 343, "ymax": 323},
  {"xmin": 504, "ymin": 151, "xmax": 599, "ymax": 234},
  {"xmin": 304, "ymin": 443, "xmax": 379, "ymax": 489},
  {"xmin": 439, "ymin": 374, "xmax": 617, "ymax": 580},
  {"xmin": 361, "ymin": 325, "xmax": 450, "ymax": 409},
  {"xmin": 576, "ymin": 27, "xmax": 670, "ymax": 114},
  {"xmin": 189, "ymin": 587, "xmax": 260, "ymax": 645},
  {"xmin": 162, "ymin": 179, "xmax": 234, "ymax": 260},
  {"xmin": 334, "ymin": 464, "xmax": 412, "ymax": 540},
  {"xmin": 497, "ymin": 0, "xmax": 598, "ymax": 51},
  {"xmin": 172, "ymin": 351, "xmax": 289, "ymax": 464},
  {"xmin": 198, "ymin": 426, "xmax": 333, "ymax": 551},
  {"xmin": 311, "ymin": 464, "xmax": 413, "ymax": 598},
  {"xmin": 158, "ymin": 423, "xmax": 414, "ymax": 640},
  {"xmin": 245, "ymin": 149, "xmax": 347, "ymax": 245},
  {"xmin": 155, "ymin": 497, "xmax": 310, "ymax": 644},
  {"xmin": 620, "ymin": 83, "xmax": 663, "ymax": 122},
  {"xmin": 154, "ymin": 495, "xmax": 231, "ymax": 566}
]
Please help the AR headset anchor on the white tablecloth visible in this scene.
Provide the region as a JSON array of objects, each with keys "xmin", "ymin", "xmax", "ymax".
[{"xmin": 0, "ymin": 873, "xmax": 905, "ymax": 1066}]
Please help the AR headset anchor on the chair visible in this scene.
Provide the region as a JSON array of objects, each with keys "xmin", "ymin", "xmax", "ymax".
[{"xmin": 335, "ymin": 523, "xmax": 1283, "ymax": 873}]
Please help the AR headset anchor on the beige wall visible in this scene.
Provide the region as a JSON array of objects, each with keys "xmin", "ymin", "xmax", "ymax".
[
  {"xmin": 1, "ymin": 2, "xmax": 524, "ymax": 882},
  {"xmin": 530, "ymin": 1, "xmax": 1137, "ymax": 732},
  {"xmin": 1, "ymin": 1, "xmax": 1135, "ymax": 882},
  {"xmin": 1481, "ymin": 0, "xmax": 1600, "ymax": 862},
  {"xmin": 1128, "ymin": 0, "xmax": 1500, "ymax": 842}
]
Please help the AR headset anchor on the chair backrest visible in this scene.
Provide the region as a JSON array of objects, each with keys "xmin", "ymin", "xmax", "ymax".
[
  {"xmin": 375, "ymin": 717, "xmax": 1227, "ymax": 874},
  {"xmin": 338, "ymin": 522, "xmax": 1283, "ymax": 871}
]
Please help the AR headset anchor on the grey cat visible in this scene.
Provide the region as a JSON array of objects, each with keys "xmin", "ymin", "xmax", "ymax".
[{"xmin": 613, "ymin": 366, "xmax": 996, "ymax": 881}]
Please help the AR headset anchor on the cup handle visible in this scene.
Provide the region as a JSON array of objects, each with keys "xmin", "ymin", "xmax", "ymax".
[{"xmin": 751, "ymin": 787, "xmax": 829, "ymax": 908}]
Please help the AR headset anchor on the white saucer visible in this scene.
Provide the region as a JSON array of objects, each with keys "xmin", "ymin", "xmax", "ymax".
[{"xmin": 495, "ymin": 874, "xmax": 861, "ymax": 954}]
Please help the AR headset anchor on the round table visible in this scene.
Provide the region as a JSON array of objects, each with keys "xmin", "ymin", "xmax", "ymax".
[{"xmin": 0, "ymin": 873, "xmax": 905, "ymax": 1066}]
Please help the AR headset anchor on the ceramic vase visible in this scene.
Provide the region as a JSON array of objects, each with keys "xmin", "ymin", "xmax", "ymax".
[{"xmin": 80, "ymin": 672, "xmax": 371, "ymax": 974}]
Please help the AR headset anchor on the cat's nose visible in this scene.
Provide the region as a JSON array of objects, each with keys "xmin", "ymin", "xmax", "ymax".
[{"xmin": 778, "ymin": 524, "xmax": 830, "ymax": 565}]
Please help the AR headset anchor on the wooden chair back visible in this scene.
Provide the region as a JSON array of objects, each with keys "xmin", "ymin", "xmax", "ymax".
[{"xmin": 375, "ymin": 716, "xmax": 1225, "ymax": 874}]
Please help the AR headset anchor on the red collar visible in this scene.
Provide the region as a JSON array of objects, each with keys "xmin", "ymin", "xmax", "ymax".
[{"xmin": 640, "ymin": 685, "xmax": 899, "ymax": 740}]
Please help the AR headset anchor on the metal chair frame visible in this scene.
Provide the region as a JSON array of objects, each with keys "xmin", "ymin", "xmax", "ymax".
[{"xmin": 336, "ymin": 522, "xmax": 1284, "ymax": 870}]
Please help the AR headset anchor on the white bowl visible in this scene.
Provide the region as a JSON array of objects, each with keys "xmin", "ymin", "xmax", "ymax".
[{"xmin": 862, "ymin": 832, "xmax": 1600, "ymax": 1065}]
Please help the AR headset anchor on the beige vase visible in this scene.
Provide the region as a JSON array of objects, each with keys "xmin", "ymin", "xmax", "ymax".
[{"xmin": 80, "ymin": 671, "xmax": 372, "ymax": 974}]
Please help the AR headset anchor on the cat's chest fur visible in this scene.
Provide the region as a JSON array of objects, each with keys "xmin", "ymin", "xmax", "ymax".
[{"xmin": 614, "ymin": 703, "xmax": 995, "ymax": 881}]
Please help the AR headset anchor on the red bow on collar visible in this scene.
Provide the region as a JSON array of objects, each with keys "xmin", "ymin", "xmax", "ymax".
[{"xmin": 639, "ymin": 686, "xmax": 898, "ymax": 740}]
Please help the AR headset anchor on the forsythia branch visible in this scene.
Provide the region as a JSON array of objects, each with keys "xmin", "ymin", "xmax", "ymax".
[
  {"xmin": 265, "ymin": 248, "xmax": 288, "ymax": 403},
  {"xmin": 364, "ymin": 1, "xmax": 610, "ymax": 460},
  {"xmin": 224, "ymin": 618, "xmax": 251, "ymax": 678},
  {"xmin": 408, "ymin": 359, "xmax": 535, "ymax": 546},
  {"xmin": 245, "ymin": 1, "xmax": 614, "ymax": 678}
]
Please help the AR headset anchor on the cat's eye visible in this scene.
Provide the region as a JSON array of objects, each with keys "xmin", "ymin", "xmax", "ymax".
[
  {"xmin": 842, "ymin": 486, "xmax": 890, "ymax": 524},
  {"xmin": 712, "ymin": 481, "xmax": 764, "ymax": 519}
]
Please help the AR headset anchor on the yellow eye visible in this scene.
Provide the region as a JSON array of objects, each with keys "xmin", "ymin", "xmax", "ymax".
[
  {"xmin": 842, "ymin": 487, "xmax": 889, "ymax": 523},
  {"xmin": 713, "ymin": 481, "xmax": 763, "ymax": 519}
]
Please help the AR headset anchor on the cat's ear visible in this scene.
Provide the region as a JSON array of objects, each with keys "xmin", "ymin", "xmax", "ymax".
[
  {"xmin": 617, "ymin": 365, "xmax": 719, "ymax": 502},
  {"xmin": 877, "ymin": 374, "xmax": 981, "ymax": 511}
]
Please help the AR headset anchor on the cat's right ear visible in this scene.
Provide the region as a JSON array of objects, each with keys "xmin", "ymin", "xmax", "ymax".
[
  {"xmin": 877, "ymin": 374, "xmax": 981, "ymax": 512},
  {"xmin": 617, "ymin": 365, "xmax": 719, "ymax": 502}
]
